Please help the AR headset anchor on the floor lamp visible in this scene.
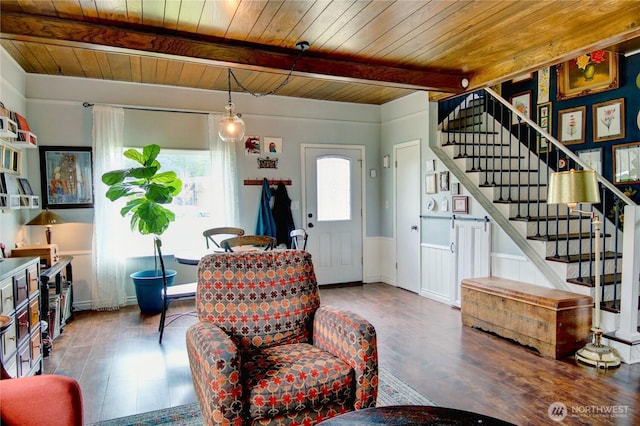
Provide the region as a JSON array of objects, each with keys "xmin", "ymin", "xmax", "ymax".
[{"xmin": 547, "ymin": 169, "xmax": 620, "ymax": 368}]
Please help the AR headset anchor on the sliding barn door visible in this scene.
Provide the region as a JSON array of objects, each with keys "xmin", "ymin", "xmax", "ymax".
[{"xmin": 450, "ymin": 220, "xmax": 491, "ymax": 307}]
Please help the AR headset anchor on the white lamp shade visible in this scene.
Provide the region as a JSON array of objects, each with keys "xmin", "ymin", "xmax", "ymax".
[
  {"xmin": 547, "ymin": 169, "xmax": 600, "ymax": 205},
  {"xmin": 218, "ymin": 103, "xmax": 245, "ymax": 143}
]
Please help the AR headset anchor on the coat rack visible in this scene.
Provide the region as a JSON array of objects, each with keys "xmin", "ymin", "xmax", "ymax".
[{"xmin": 243, "ymin": 179, "xmax": 292, "ymax": 186}]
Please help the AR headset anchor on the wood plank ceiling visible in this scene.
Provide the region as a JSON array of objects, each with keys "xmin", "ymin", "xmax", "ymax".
[{"xmin": 1, "ymin": 0, "xmax": 640, "ymax": 105}]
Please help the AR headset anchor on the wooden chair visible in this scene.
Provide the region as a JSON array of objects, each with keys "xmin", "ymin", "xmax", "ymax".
[
  {"xmin": 203, "ymin": 227, "xmax": 245, "ymax": 249},
  {"xmin": 155, "ymin": 237, "xmax": 197, "ymax": 344},
  {"xmin": 221, "ymin": 235, "xmax": 276, "ymax": 252},
  {"xmin": 290, "ymin": 228, "xmax": 308, "ymax": 250}
]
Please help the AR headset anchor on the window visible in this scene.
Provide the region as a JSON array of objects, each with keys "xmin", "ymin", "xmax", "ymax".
[
  {"xmin": 115, "ymin": 148, "xmax": 221, "ymax": 257},
  {"xmin": 316, "ymin": 156, "xmax": 351, "ymax": 221}
]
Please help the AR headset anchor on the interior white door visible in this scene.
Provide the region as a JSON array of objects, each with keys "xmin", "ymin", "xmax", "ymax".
[
  {"xmin": 303, "ymin": 146, "xmax": 363, "ymax": 285},
  {"xmin": 450, "ymin": 219, "xmax": 491, "ymax": 307},
  {"xmin": 395, "ymin": 141, "xmax": 421, "ymax": 293}
]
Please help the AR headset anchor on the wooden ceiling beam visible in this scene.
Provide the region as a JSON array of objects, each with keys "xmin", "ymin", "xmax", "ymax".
[{"xmin": 0, "ymin": 11, "xmax": 468, "ymax": 93}]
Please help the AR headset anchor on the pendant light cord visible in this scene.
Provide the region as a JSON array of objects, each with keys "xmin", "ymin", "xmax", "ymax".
[
  {"xmin": 228, "ymin": 41, "xmax": 309, "ymax": 98},
  {"xmin": 227, "ymin": 68, "xmax": 233, "ymax": 104}
]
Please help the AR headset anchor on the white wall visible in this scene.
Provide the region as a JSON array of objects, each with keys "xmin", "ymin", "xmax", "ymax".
[
  {"xmin": 3, "ymin": 47, "xmax": 550, "ymax": 310},
  {"xmin": 0, "ymin": 49, "xmax": 32, "ymax": 252},
  {"xmin": 20, "ymin": 73, "xmax": 382, "ymax": 308}
]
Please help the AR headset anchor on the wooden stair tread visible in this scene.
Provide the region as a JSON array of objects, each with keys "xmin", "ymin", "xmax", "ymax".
[
  {"xmin": 545, "ymin": 251, "xmax": 620, "ymax": 263},
  {"xmin": 481, "ymin": 183, "xmax": 547, "ymax": 188},
  {"xmin": 567, "ymin": 273, "xmax": 622, "ymax": 287},
  {"xmin": 601, "ymin": 300, "xmax": 622, "ymax": 314},
  {"xmin": 442, "ymin": 141, "xmax": 507, "ymax": 146},
  {"xmin": 441, "ymin": 130, "xmax": 498, "ymax": 134},
  {"xmin": 510, "ymin": 215, "xmax": 578, "ymax": 222},
  {"xmin": 494, "ymin": 199, "xmax": 547, "ymax": 204},
  {"xmin": 454, "ymin": 155, "xmax": 525, "ymax": 160},
  {"xmin": 465, "ymin": 165, "xmax": 542, "ymax": 173},
  {"xmin": 528, "ymin": 232, "xmax": 611, "ymax": 242}
]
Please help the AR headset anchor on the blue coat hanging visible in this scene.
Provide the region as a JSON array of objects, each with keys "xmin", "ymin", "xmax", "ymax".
[{"xmin": 255, "ymin": 178, "xmax": 277, "ymax": 238}]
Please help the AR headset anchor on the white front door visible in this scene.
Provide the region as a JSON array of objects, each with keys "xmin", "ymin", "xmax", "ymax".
[
  {"xmin": 302, "ymin": 145, "xmax": 364, "ymax": 285},
  {"xmin": 395, "ymin": 141, "xmax": 421, "ymax": 293}
]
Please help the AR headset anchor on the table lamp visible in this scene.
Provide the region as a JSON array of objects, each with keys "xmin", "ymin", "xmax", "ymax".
[
  {"xmin": 547, "ymin": 169, "xmax": 620, "ymax": 368},
  {"xmin": 26, "ymin": 209, "xmax": 65, "ymax": 244}
]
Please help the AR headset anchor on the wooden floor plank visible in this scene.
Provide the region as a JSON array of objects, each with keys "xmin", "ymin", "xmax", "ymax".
[{"xmin": 44, "ymin": 283, "xmax": 640, "ymax": 425}]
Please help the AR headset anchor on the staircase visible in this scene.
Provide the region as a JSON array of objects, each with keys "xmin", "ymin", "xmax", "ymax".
[{"xmin": 432, "ymin": 89, "xmax": 640, "ymax": 362}]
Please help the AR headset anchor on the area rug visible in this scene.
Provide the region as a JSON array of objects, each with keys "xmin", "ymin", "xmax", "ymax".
[{"xmin": 91, "ymin": 366, "xmax": 436, "ymax": 425}]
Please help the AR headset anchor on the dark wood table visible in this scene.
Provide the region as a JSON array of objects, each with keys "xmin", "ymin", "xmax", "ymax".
[
  {"xmin": 173, "ymin": 249, "xmax": 221, "ymax": 265},
  {"xmin": 173, "ymin": 246, "xmax": 259, "ymax": 265},
  {"xmin": 317, "ymin": 405, "xmax": 515, "ymax": 425}
]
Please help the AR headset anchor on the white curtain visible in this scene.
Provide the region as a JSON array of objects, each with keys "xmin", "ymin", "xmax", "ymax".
[
  {"xmin": 91, "ymin": 106, "xmax": 127, "ymax": 310},
  {"xmin": 208, "ymin": 114, "xmax": 240, "ymax": 226}
]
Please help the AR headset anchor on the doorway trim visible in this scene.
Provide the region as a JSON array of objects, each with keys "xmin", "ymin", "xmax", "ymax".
[{"xmin": 300, "ymin": 143, "xmax": 367, "ymax": 282}]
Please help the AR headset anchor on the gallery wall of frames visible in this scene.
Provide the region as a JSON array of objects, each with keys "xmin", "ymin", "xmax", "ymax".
[{"xmin": 502, "ymin": 51, "xmax": 640, "ymax": 203}]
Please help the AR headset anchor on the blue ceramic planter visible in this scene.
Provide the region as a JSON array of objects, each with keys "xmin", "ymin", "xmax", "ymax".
[{"xmin": 130, "ymin": 269, "xmax": 176, "ymax": 314}]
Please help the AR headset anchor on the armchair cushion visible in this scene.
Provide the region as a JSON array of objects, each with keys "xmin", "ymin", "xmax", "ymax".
[{"xmin": 244, "ymin": 343, "xmax": 353, "ymax": 420}]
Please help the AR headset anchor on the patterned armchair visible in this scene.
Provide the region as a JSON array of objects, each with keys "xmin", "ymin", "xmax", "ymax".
[{"xmin": 186, "ymin": 249, "xmax": 378, "ymax": 426}]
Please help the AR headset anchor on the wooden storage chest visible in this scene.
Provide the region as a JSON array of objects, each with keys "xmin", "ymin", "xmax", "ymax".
[
  {"xmin": 11, "ymin": 244, "xmax": 59, "ymax": 268},
  {"xmin": 461, "ymin": 277, "xmax": 593, "ymax": 359}
]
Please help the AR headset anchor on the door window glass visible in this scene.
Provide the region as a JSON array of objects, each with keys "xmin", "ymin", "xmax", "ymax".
[{"xmin": 317, "ymin": 156, "xmax": 351, "ymax": 221}]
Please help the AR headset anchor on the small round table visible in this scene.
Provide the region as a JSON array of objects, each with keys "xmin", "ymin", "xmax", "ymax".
[
  {"xmin": 317, "ymin": 405, "xmax": 515, "ymax": 425},
  {"xmin": 174, "ymin": 246, "xmax": 261, "ymax": 265}
]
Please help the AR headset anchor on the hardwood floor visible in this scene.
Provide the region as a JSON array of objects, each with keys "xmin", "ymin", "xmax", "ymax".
[{"xmin": 45, "ymin": 283, "xmax": 640, "ymax": 425}]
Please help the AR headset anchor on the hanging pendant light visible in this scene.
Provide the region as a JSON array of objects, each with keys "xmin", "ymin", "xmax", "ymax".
[
  {"xmin": 218, "ymin": 68, "xmax": 246, "ymax": 143},
  {"xmin": 217, "ymin": 41, "xmax": 309, "ymax": 143}
]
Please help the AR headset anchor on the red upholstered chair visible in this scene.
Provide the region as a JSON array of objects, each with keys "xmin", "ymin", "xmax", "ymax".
[
  {"xmin": 0, "ymin": 364, "xmax": 83, "ymax": 426},
  {"xmin": 186, "ymin": 249, "xmax": 378, "ymax": 426}
]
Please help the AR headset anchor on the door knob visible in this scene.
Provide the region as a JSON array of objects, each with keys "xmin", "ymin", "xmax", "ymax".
[
  {"xmin": 410, "ymin": 225, "xmax": 418, "ymax": 231},
  {"xmin": 308, "ymin": 223, "xmax": 314, "ymax": 228}
]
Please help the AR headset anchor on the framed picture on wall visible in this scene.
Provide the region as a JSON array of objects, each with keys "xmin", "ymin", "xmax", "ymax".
[
  {"xmin": 39, "ymin": 146, "xmax": 94, "ymax": 208},
  {"xmin": 263, "ymin": 137, "xmax": 283, "ymax": 154},
  {"xmin": 425, "ymin": 173, "xmax": 437, "ymax": 194},
  {"xmin": 593, "ymin": 98, "xmax": 625, "ymax": 142},
  {"xmin": 439, "ymin": 171, "xmax": 450, "ymax": 191},
  {"xmin": 613, "ymin": 142, "xmax": 640, "ymax": 184},
  {"xmin": 244, "ymin": 136, "xmax": 261, "ymax": 155},
  {"xmin": 536, "ymin": 102, "xmax": 552, "ymax": 153},
  {"xmin": 510, "ymin": 91, "xmax": 532, "ymax": 125},
  {"xmin": 452, "ymin": 196, "xmax": 468, "ymax": 214},
  {"xmin": 558, "ymin": 106, "xmax": 586, "ymax": 145},
  {"xmin": 556, "ymin": 50, "xmax": 619, "ymax": 100},
  {"xmin": 577, "ymin": 147, "xmax": 603, "ymax": 175}
]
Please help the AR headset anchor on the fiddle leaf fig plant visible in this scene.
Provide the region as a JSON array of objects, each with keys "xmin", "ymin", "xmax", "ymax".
[{"xmin": 101, "ymin": 144, "xmax": 182, "ymax": 236}]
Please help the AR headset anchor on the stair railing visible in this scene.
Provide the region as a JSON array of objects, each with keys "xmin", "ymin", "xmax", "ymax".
[{"xmin": 438, "ymin": 87, "xmax": 637, "ymax": 326}]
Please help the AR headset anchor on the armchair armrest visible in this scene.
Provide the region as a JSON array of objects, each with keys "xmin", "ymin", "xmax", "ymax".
[
  {"xmin": 186, "ymin": 322, "xmax": 243, "ymax": 425},
  {"xmin": 313, "ymin": 305, "xmax": 378, "ymax": 409},
  {"xmin": 0, "ymin": 375, "xmax": 83, "ymax": 426}
]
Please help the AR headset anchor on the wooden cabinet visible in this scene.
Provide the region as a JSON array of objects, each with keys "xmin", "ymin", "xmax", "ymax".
[{"xmin": 0, "ymin": 257, "xmax": 42, "ymax": 377}]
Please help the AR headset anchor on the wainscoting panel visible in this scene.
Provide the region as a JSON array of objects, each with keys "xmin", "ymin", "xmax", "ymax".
[
  {"xmin": 420, "ymin": 243, "xmax": 451, "ymax": 304},
  {"xmin": 379, "ymin": 237, "xmax": 396, "ymax": 286},
  {"xmin": 491, "ymin": 253, "xmax": 553, "ymax": 288},
  {"xmin": 364, "ymin": 237, "xmax": 382, "ymax": 283}
]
